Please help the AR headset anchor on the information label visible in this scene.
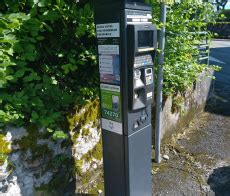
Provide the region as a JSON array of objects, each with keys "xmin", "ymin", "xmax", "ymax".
[
  {"xmin": 96, "ymin": 23, "xmax": 120, "ymax": 38},
  {"xmin": 101, "ymin": 118, "xmax": 122, "ymax": 135},
  {"xmin": 126, "ymin": 10, "xmax": 152, "ymax": 24},
  {"xmin": 98, "ymin": 45, "xmax": 119, "ymax": 55},
  {"xmin": 98, "ymin": 45, "xmax": 120, "ymax": 84},
  {"xmin": 100, "ymin": 84, "xmax": 121, "ymax": 122}
]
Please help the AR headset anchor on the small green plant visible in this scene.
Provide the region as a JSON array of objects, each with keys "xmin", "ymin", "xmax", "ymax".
[{"xmin": 0, "ymin": 134, "xmax": 11, "ymax": 166}]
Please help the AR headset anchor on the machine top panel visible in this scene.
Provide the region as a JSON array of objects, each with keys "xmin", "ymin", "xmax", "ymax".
[{"xmin": 96, "ymin": 0, "xmax": 145, "ymax": 3}]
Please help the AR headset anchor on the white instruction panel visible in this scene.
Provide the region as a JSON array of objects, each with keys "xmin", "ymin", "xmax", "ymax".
[
  {"xmin": 98, "ymin": 45, "xmax": 119, "ymax": 75},
  {"xmin": 101, "ymin": 118, "xmax": 123, "ymax": 135},
  {"xmin": 99, "ymin": 55, "xmax": 113, "ymax": 74},
  {"xmin": 126, "ymin": 10, "xmax": 152, "ymax": 24},
  {"xmin": 98, "ymin": 45, "xmax": 119, "ymax": 55},
  {"xmin": 98, "ymin": 45, "xmax": 120, "ymax": 84},
  {"xmin": 96, "ymin": 23, "xmax": 120, "ymax": 38}
]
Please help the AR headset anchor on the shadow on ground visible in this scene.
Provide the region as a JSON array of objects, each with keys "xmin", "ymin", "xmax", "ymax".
[
  {"xmin": 207, "ymin": 166, "xmax": 230, "ymax": 196},
  {"xmin": 205, "ymin": 41, "xmax": 230, "ymax": 196},
  {"xmin": 205, "ymin": 44, "xmax": 230, "ymax": 116}
]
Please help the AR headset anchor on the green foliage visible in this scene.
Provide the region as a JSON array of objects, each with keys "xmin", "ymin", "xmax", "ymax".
[
  {"xmin": 0, "ymin": 1, "xmax": 98, "ymax": 133},
  {"xmin": 220, "ymin": 9, "xmax": 230, "ymax": 22},
  {"xmin": 151, "ymin": 1, "xmax": 217, "ymax": 96},
  {"xmin": 52, "ymin": 130, "xmax": 68, "ymax": 140},
  {"xmin": 208, "ymin": 9, "xmax": 230, "ymax": 38},
  {"xmin": 0, "ymin": 134, "xmax": 11, "ymax": 166},
  {"xmin": 0, "ymin": 0, "xmax": 218, "ymax": 131}
]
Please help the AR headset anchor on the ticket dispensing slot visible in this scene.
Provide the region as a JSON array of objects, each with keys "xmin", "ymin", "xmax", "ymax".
[{"xmin": 127, "ymin": 24, "xmax": 157, "ymax": 111}]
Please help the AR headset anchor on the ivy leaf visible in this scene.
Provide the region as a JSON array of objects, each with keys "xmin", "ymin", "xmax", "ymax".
[
  {"xmin": 61, "ymin": 63, "xmax": 77, "ymax": 74},
  {"xmin": 42, "ymin": 10, "xmax": 60, "ymax": 21},
  {"xmin": 42, "ymin": 22, "xmax": 53, "ymax": 32},
  {"xmin": 37, "ymin": 0, "xmax": 52, "ymax": 7},
  {"xmin": 5, "ymin": 75, "xmax": 14, "ymax": 81},
  {"xmin": 36, "ymin": 36, "xmax": 44, "ymax": 40},
  {"xmin": 47, "ymin": 128, "xmax": 54, "ymax": 133},
  {"xmin": 52, "ymin": 131, "xmax": 68, "ymax": 140},
  {"xmin": 15, "ymin": 70, "xmax": 25, "ymax": 78},
  {"xmin": 23, "ymin": 72, "xmax": 41, "ymax": 82},
  {"xmin": 31, "ymin": 111, "xmax": 39, "ymax": 121}
]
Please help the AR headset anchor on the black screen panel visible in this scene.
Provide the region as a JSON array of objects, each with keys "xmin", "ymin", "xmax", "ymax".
[{"xmin": 138, "ymin": 31, "xmax": 153, "ymax": 48}]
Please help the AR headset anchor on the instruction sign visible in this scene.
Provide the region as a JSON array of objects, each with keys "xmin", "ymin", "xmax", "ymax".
[
  {"xmin": 98, "ymin": 45, "xmax": 120, "ymax": 84},
  {"xmin": 100, "ymin": 84, "xmax": 121, "ymax": 122},
  {"xmin": 126, "ymin": 10, "xmax": 152, "ymax": 24},
  {"xmin": 96, "ymin": 23, "xmax": 120, "ymax": 38},
  {"xmin": 101, "ymin": 118, "xmax": 123, "ymax": 135}
]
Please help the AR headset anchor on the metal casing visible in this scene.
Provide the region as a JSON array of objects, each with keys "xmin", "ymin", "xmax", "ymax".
[{"xmin": 94, "ymin": 1, "xmax": 157, "ymax": 195}]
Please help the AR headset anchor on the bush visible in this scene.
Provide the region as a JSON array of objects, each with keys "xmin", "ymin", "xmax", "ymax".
[
  {"xmin": 208, "ymin": 9, "xmax": 230, "ymax": 38},
  {"xmin": 150, "ymin": 1, "xmax": 217, "ymax": 96},
  {"xmin": 0, "ymin": 0, "xmax": 218, "ymax": 131},
  {"xmin": 220, "ymin": 9, "xmax": 230, "ymax": 22},
  {"xmin": 0, "ymin": 1, "xmax": 98, "ymax": 132},
  {"xmin": 208, "ymin": 22, "xmax": 230, "ymax": 38}
]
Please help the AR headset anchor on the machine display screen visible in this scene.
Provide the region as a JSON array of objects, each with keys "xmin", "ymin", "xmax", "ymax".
[{"xmin": 138, "ymin": 31, "xmax": 153, "ymax": 48}]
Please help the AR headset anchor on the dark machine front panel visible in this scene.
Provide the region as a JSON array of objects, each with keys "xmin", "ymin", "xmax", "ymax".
[{"xmin": 94, "ymin": 1, "xmax": 157, "ymax": 195}]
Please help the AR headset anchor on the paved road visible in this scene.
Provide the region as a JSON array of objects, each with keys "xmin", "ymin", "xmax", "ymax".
[
  {"xmin": 207, "ymin": 39, "xmax": 230, "ymax": 116},
  {"xmin": 153, "ymin": 39, "xmax": 230, "ymax": 196}
]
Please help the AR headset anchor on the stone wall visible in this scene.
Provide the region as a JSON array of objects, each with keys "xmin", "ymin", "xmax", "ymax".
[
  {"xmin": 0, "ymin": 126, "xmax": 72, "ymax": 195},
  {"xmin": 158, "ymin": 69, "xmax": 214, "ymax": 142},
  {"xmin": 0, "ymin": 100, "xmax": 102, "ymax": 195}
]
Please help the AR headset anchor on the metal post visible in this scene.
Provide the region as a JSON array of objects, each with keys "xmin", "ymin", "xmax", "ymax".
[{"xmin": 155, "ymin": 2, "xmax": 167, "ymax": 164}]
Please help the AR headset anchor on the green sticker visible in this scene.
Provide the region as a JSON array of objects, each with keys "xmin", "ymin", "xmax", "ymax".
[{"xmin": 100, "ymin": 84, "xmax": 121, "ymax": 122}]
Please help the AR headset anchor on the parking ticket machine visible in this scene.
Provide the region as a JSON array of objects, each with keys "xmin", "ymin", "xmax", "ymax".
[
  {"xmin": 94, "ymin": 1, "xmax": 157, "ymax": 195},
  {"xmin": 128, "ymin": 24, "xmax": 156, "ymax": 110}
]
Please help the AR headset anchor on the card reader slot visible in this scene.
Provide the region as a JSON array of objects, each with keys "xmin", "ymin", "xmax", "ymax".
[
  {"xmin": 133, "ymin": 69, "xmax": 145, "ymax": 90},
  {"xmin": 138, "ymin": 47, "xmax": 154, "ymax": 52}
]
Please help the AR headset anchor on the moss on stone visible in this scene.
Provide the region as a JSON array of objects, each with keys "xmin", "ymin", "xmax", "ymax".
[
  {"xmin": 82, "ymin": 128, "xmax": 90, "ymax": 136},
  {"xmin": 0, "ymin": 134, "xmax": 11, "ymax": 166},
  {"xmin": 77, "ymin": 167, "xmax": 104, "ymax": 194},
  {"xmin": 81, "ymin": 170, "xmax": 92, "ymax": 185},
  {"xmin": 74, "ymin": 137, "xmax": 102, "ymax": 179},
  {"xmin": 172, "ymin": 94, "xmax": 185, "ymax": 114},
  {"xmin": 88, "ymin": 181, "xmax": 104, "ymax": 194},
  {"xmin": 68, "ymin": 99, "xmax": 101, "ymax": 176},
  {"xmin": 36, "ymin": 155, "xmax": 74, "ymax": 192},
  {"xmin": 36, "ymin": 99, "xmax": 102, "ymax": 193},
  {"xmin": 81, "ymin": 137, "xmax": 103, "ymax": 163},
  {"xmin": 90, "ymin": 138, "xmax": 103, "ymax": 161},
  {"xmin": 67, "ymin": 99, "xmax": 102, "ymax": 191},
  {"xmin": 72, "ymin": 132, "xmax": 80, "ymax": 143},
  {"xmin": 14, "ymin": 124, "xmax": 53, "ymax": 162},
  {"xmin": 75, "ymin": 159, "xmax": 83, "ymax": 176},
  {"xmin": 68, "ymin": 99, "xmax": 100, "ymax": 133}
]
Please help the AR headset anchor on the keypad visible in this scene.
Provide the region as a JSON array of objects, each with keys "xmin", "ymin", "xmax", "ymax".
[{"xmin": 134, "ymin": 55, "xmax": 153, "ymax": 68}]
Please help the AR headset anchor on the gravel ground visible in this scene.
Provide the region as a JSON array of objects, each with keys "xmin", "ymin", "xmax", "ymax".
[{"xmin": 153, "ymin": 39, "xmax": 230, "ymax": 196}]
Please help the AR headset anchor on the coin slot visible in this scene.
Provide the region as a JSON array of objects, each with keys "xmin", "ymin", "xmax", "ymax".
[
  {"xmin": 134, "ymin": 92, "xmax": 139, "ymax": 99},
  {"xmin": 134, "ymin": 120, "xmax": 140, "ymax": 129}
]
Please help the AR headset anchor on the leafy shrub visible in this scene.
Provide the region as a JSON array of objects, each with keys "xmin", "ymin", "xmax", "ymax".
[
  {"xmin": 150, "ymin": 1, "xmax": 217, "ymax": 96},
  {"xmin": 208, "ymin": 9, "xmax": 230, "ymax": 38},
  {"xmin": 219, "ymin": 9, "xmax": 230, "ymax": 22},
  {"xmin": 0, "ymin": 0, "xmax": 218, "ymax": 131},
  {"xmin": 0, "ymin": 1, "xmax": 98, "ymax": 132}
]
